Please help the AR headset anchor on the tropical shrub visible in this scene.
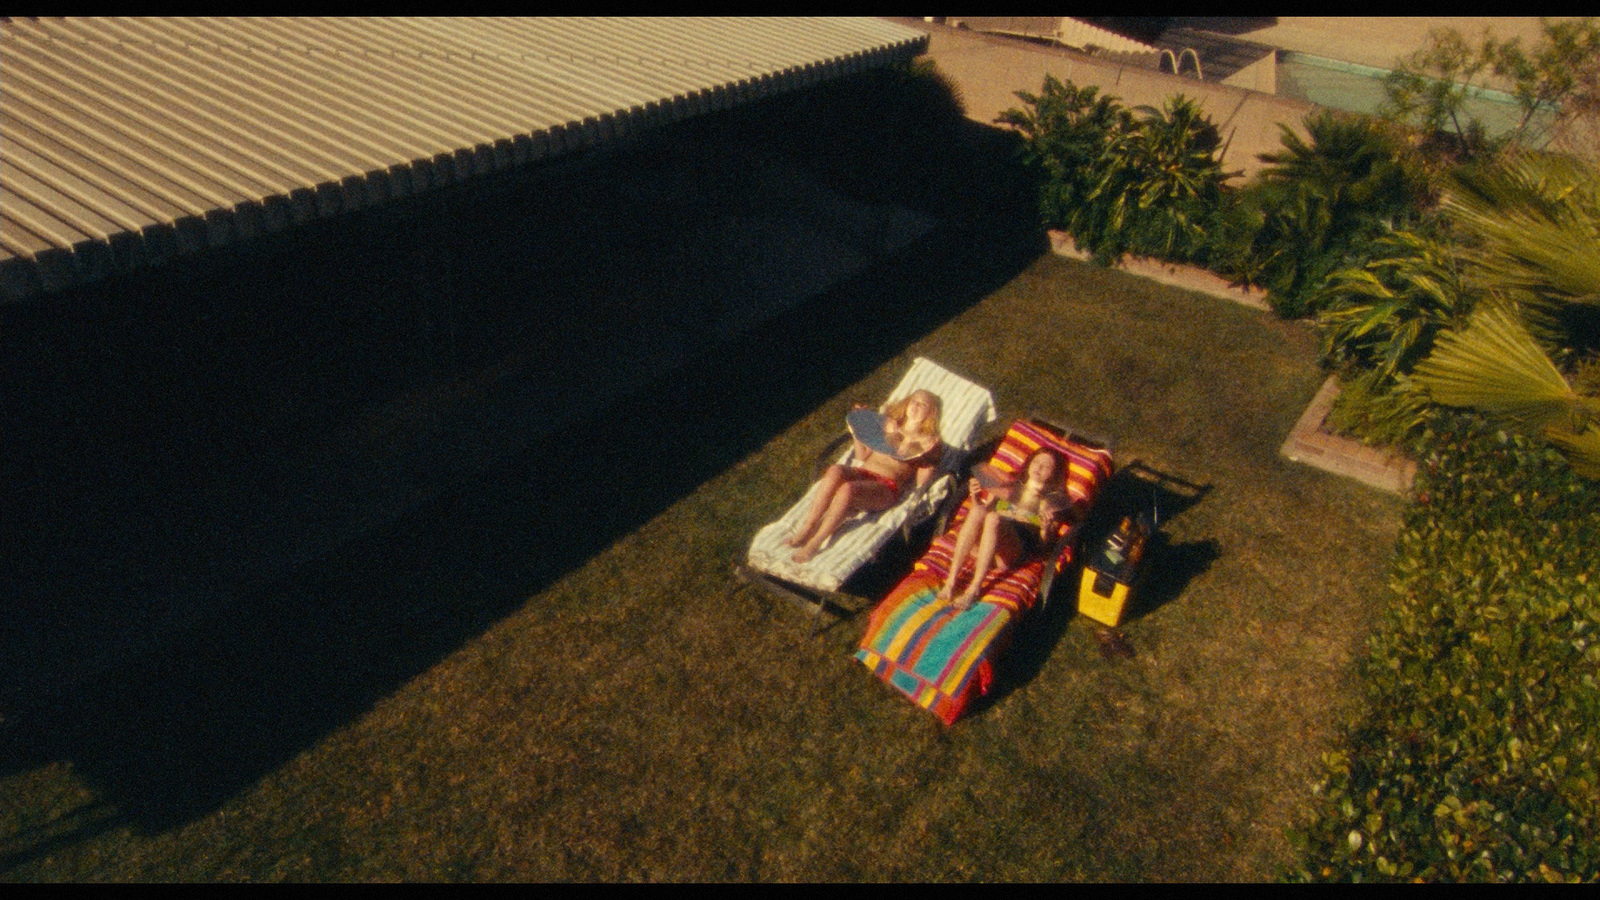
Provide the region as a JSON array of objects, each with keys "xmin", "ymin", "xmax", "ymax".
[
  {"xmin": 1200, "ymin": 178, "xmax": 1278, "ymax": 287},
  {"xmin": 998, "ymin": 79, "xmax": 1227, "ymax": 265},
  {"xmin": 996, "ymin": 74, "xmax": 1130, "ymax": 243},
  {"xmin": 1212, "ymin": 111, "xmax": 1428, "ymax": 318},
  {"xmin": 1317, "ymin": 229, "xmax": 1470, "ymax": 389},
  {"xmin": 1288, "ymin": 411, "xmax": 1600, "ymax": 882},
  {"xmin": 1322, "ymin": 369, "xmax": 1434, "ymax": 449},
  {"xmin": 1095, "ymin": 95, "xmax": 1229, "ymax": 263}
]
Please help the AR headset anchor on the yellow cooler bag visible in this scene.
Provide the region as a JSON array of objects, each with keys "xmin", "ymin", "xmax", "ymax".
[{"xmin": 1077, "ymin": 511, "xmax": 1152, "ymax": 627}]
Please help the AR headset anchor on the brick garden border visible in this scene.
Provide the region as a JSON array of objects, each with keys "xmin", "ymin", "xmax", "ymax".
[{"xmin": 1279, "ymin": 375, "xmax": 1416, "ymax": 495}]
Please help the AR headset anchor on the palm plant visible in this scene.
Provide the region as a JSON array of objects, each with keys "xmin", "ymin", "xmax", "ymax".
[
  {"xmin": 1065, "ymin": 94, "xmax": 1228, "ymax": 264},
  {"xmin": 1260, "ymin": 113, "xmax": 1422, "ymax": 211},
  {"xmin": 998, "ymin": 83, "xmax": 1227, "ymax": 266},
  {"xmin": 1414, "ymin": 303, "xmax": 1600, "ymax": 476},
  {"xmin": 996, "ymin": 75, "xmax": 1131, "ymax": 239},
  {"xmin": 1441, "ymin": 150, "xmax": 1600, "ymax": 347},
  {"xmin": 1223, "ymin": 111, "xmax": 1427, "ymax": 318},
  {"xmin": 1411, "ymin": 150, "xmax": 1600, "ymax": 477},
  {"xmin": 1316, "ymin": 230, "xmax": 1470, "ymax": 388},
  {"xmin": 1118, "ymin": 95, "xmax": 1229, "ymax": 261}
]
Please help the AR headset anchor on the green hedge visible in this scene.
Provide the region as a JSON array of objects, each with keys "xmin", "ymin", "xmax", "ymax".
[{"xmin": 1288, "ymin": 413, "xmax": 1600, "ymax": 881}]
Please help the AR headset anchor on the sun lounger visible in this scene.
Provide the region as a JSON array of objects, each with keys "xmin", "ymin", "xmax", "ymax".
[
  {"xmin": 743, "ymin": 357, "xmax": 997, "ymax": 621},
  {"xmin": 855, "ymin": 418, "xmax": 1113, "ymax": 725}
]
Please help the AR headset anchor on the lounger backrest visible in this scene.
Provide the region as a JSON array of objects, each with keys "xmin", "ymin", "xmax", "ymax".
[
  {"xmin": 985, "ymin": 419, "xmax": 1114, "ymax": 511},
  {"xmin": 912, "ymin": 420, "xmax": 1114, "ymax": 604},
  {"xmin": 746, "ymin": 358, "xmax": 997, "ymax": 594},
  {"xmin": 882, "ymin": 357, "xmax": 998, "ymax": 454}
]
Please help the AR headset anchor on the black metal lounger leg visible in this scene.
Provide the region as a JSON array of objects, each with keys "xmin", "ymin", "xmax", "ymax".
[{"xmin": 736, "ymin": 564, "xmax": 840, "ymax": 635}]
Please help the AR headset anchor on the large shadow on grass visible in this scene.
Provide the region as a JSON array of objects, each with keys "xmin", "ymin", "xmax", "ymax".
[{"xmin": 0, "ymin": 75, "xmax": 1045, "ymax": 863}]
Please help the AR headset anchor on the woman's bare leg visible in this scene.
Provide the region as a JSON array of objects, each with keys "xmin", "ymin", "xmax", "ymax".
[
  {"xmin": 938, "ymin": 503, "xmax": 988, "ymax": 601},
  {"xmin": 785, "ymin": 465, "xmax": 846, "ymax": 548},
  {"xmin": 953, "ymin": 511, "xmax": 1003, "ymax": 608},
  {"xmin": 954, "ymin": 513, "xmax": 1023, "ymax": 609},
  {"xmin": 792, "ymin": 478, "xmax": 896, "ymax": 563}
]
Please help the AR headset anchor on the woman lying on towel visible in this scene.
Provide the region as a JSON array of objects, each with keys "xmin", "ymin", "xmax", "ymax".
[
  {"xmin": 784, "ymin": 389, "xmax": 944, "ymax": 563},
  {"xmin": 938, "ymin": 448, "xmax": 1076, "ymax": 609}
]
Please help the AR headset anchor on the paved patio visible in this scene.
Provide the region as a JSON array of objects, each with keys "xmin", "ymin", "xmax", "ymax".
[
  {"xmin": 898, "ymin": 18, "xmax": 1314, "ymax": 181},
  {"xmin": 1178, "ymin": 16, "xmax": 1561, "ymax": 73}
]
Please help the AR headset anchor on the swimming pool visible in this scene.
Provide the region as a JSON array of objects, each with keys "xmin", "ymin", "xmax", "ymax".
[{"xmin": 1276, "ymin": 50, "xmax": 1553, "ymax": 145}]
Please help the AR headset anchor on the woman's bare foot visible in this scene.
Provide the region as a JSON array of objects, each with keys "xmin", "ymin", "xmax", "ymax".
[
  {"xmin": 781, "ymin": 531, "xmax": 805, "ymax": 549},
  {"xmin": 936, "ymin": 582, "xmax": 957, "ymax": 602},
  {"xmin": 791, "ymin": 545, "xmax": 818, "ymax": 564},
  {"xmin": 953, "ymin": 588, "xmax": 980, "ymax": 610}
]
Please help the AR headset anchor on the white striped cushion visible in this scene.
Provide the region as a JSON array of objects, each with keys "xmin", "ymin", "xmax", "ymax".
[{"xmin": 747, "ymin": 358, "xmax": 997, "ymax": 592}]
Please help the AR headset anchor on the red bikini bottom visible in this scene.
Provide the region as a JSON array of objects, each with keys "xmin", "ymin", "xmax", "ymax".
[{"xmin": 843, "ymin": 466, "xmax": 903, "ymax": 500}]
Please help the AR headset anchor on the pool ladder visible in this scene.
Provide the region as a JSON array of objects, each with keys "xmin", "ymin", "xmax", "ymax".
[{"xmin": 1157, "ymin": 47, "xmax": 1203, "ymax": 80}]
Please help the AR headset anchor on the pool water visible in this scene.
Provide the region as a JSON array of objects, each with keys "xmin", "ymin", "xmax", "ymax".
[{"xmin": 1276, "ymin": 51, "xmax": 1554, "ymax": 145}]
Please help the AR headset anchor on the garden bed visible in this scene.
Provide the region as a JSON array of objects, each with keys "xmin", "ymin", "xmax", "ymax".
[{"xmin": 1048, "ymin": 229, "xmax": 1269, "ymax": 310}]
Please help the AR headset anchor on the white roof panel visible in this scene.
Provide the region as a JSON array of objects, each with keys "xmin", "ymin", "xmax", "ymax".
[{"xmin": 0, "ymin": 16, "xmax": 927, "ymax": 300}]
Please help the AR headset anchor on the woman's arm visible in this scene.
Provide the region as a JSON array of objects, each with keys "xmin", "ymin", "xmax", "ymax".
[{"xmin": 1040, "ymin": 494, "xmax": 1078, "ymax": 541}]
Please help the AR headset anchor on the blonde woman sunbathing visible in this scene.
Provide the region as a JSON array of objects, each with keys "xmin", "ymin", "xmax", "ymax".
[
  {"xmin": 938, "ymin": 448, "xmax": 1074, "ymax": 610},
  {"xmin": 784, "ymin": 389, "xmax": 944, "ymax": 564}
]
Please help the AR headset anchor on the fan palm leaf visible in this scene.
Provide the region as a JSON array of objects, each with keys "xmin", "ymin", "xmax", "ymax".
[
  {"xmin": 1413, "ymin": 302, "xmax": 1584, "ymax": 428},
  {"xmin": 1442, "ymin": 152, "xmax": 1600, "ymax": 308}
]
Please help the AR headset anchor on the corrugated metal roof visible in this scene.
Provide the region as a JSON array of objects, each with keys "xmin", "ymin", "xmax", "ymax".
[{"xmin": 0, "ymin": 16, "xmax": 928, "ymax": 301}]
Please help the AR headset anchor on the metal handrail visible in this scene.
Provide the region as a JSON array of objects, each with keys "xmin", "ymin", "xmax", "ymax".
[{"xmin": 1157, "ymin": 47, "xmax": 1203, "ymax": 80}]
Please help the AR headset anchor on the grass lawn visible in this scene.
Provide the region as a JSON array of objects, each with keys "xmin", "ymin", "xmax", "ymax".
[{"xmin": 1, "ymin": 235, "xmax": 1404, "ymax": 880}]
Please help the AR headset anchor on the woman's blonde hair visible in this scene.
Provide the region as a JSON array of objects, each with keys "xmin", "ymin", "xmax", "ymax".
[{"xmin": 883, "ymin": 389, "xmax": 942, "ymax": 440}]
